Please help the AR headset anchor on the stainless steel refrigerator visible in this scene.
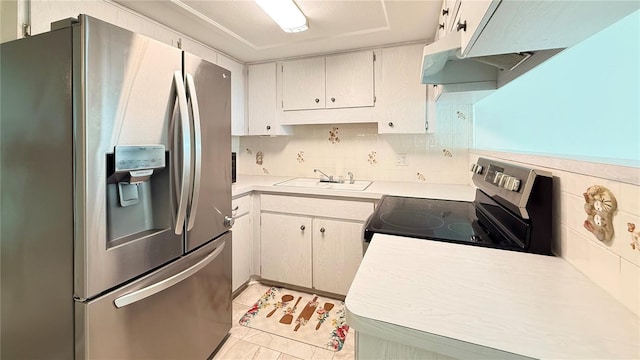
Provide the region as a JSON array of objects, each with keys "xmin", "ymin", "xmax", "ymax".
[{"xmin": 1, "ymin": 15, "xmax": 233, "ymax": 359}]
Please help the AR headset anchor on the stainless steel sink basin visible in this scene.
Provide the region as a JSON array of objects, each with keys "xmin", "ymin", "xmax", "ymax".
[{"xmin": 275, "ymin": 177, "xmax": 372, "ymax": 191}]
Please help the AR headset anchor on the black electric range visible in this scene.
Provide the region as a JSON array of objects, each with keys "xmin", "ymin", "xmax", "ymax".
[{"xmin": 364, "ymin": 157, "xmax": 554, "ymax": 255}]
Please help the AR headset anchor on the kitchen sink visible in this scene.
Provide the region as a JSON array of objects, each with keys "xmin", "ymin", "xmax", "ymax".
[{"xmin": 275, "ymin": 177, "xmax": 372, "ymax": 191}]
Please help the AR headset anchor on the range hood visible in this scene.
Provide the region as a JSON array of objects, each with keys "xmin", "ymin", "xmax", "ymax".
[{"xmin": 421, "ymin": 30, "xmax": 532, "ymax": 86}]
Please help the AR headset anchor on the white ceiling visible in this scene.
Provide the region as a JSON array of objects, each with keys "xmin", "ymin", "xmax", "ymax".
[{"xmin": 113, "ymin": 0, "xmax": 441, "ymax": 63}]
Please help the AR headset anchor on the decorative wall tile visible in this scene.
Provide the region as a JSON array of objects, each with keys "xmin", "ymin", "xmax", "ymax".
[
  {"xmin": 262, "ymin": 168, "xmax": 269, "ymax": 174},
  {"xmin": 328, "ymin": 127, "xmax": 340, "ymax": 144},
  {"xmin": 416, "ymin": 173, "xmax": 426, "ymax": 181},
  {"xmin": 582, "ymin": 185, "xmax": 617, "ymax": 242},
  {"xmin": 296, "ymin": 151, "xmax": 304, "ymax": 163},
  {"xmin": 442, "ymin": 149, "xmax": 453, "ymax": 158},
  {"xmin": 367, "ymin": 151, "xmax": 377, "ymax": 165},
  {"xmin": 627, "ymin": 223, "xmax": 640, "ymax": 253},
  {"xmin": 256, "ymin": 151, "xmax": 264, "ymax": 165}
]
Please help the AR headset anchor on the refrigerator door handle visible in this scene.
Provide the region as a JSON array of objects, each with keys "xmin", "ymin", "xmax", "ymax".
[
  {"xmin": 114, "ymin": 240, "xmax": 226, "ymax": 308},
  {"xmin": 185, "ymin": 73, "xmax": 202, "ymax": 231},
  {"xmin": 173, "ymin": 71, "xmax": 192, "ymax": 235}
]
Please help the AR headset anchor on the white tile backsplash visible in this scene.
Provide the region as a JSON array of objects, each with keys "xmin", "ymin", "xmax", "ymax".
[
  {"xmin": 470, "ymin": 152, "xmax": 640, "ymax": 316},
  {"xmin": 237, "ymin": 105, "xmax": 473, "ymax": 184}
]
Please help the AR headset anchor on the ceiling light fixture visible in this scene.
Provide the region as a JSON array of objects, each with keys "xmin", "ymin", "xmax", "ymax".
[{"xmin": 255, "ymin": 0, "xmax": 308, "ymax": 33}]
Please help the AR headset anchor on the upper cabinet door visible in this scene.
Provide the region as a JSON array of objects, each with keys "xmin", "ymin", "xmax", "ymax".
[
  {"xmin": 282, "ymin": 57, "xmax": 325, "ymax": 110},
  {"xmin": 375, "ymin": 45, "xmax": 427, "ymax": 134},
  {"xmin": 247, "ymin": 62, "xmax": 277, "ymax": 135},
  {"xmin": 217, "ymin": 54, "xmax": 246, "ymax": 136},
  {"xmin": 325, "ymin": 50, "xmax": 374, "ymax": 109}
]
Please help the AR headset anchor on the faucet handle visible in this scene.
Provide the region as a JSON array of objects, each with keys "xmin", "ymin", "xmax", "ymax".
[{"xmin": 347, "ymin": 171, "xmax": 355, "ymax": 184}]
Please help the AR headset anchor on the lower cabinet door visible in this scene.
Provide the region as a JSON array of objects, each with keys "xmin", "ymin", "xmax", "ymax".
[
  {"xmin": 312, "ymin": 219, "xmax": 364, "ymax": 295},
  {"xmin": 260, "ymin": 213, "xmax": 312, "ymax": 287},
  {"xmin": 232, "ymin": 213, "xmax": 253, "ymax": 292},
  {"xmin": 75, "ymin": 234, "xmax": 232, "ymax": 360}
]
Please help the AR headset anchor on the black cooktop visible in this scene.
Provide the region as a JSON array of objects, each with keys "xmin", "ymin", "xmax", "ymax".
[{"xmin": 364, "ymin": 195, "xmax": 518, "ymax": 250}]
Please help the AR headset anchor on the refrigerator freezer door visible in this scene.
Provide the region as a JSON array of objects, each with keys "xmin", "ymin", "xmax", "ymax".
[
  {"xmin": 75, "ymin": 232, "xmax": 232, "ymax": 360},
  {"xmin": 183, "ymin": 53, "xmax": 232, "ymax": 252},
  {"xmin": 1, "ymin": 27, "xmax": 75, "ymax": 360},
  {"xmin": 75, "ymin": 15, "xmax": 184, "ymax": 299}
]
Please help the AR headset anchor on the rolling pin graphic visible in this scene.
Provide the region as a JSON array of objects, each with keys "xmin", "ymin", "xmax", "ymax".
[{"xmin": 294, "ymin": 296, "xmax": 319, "ymax": 331}]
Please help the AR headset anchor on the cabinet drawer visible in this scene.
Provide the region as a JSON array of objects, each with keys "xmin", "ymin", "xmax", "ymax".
[
  {"xmin": 261, "ymin": 194, "xmax": 374, "ymax": 221},
  {"xmin": 232, "ymin": 195, "xmax": 251, "ymax": 218}
]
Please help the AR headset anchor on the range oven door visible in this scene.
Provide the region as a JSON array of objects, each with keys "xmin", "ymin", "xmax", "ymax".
[{"xmin": 74, "ymin": 233, "xmax": 231, "ymax": 360}]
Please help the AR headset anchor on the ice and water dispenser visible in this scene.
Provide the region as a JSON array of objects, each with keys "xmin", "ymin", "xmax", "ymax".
[{"xmin": 106, "ymin": 145, "xmax": 172, "ymax": 247}]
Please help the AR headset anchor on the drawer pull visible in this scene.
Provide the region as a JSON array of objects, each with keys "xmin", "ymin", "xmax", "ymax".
[
  {"xmin": 320, "ymin": 227, "xmax": 326, "ymax": 234},
  {"xmin": 300, "ymin": 225, "xmax": 306, "ymax": 231}
]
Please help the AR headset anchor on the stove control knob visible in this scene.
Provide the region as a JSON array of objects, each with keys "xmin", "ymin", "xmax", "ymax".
[
  {"xmin": 498, "ymin": 174, "xmax": 509, "ymax": 187},
  {"xmin": 510, "ymin": 178, "xmax": 521, "ymax": 192},
  {"xmin": 502, "ymin": 175, "xmax": 513, "ymax": 189},
  {"xmin": 470, "ymin": 164, "xmax": 476, "ymax": 172},
  {"xmin": 493, "ymin": 172, "xmax": 503, "ymax": 184},
  {"xmin": 474, "ymin": 164, "xmax": 483, "ymax": 174}
]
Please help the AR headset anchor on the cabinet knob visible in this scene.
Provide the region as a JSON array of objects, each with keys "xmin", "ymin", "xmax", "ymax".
[
  {"xmin": 330, "ymin": 97, "xmax": 335, "ymax": 103},
  {"xmin": 266, "ymin": 125, "xmax": 271, "ymax": 130},
  {"xmin": 456, "ymin": 20, "xmax": 467, "ymax": 32},
  {"xmin": 438, "ymin": 23, "xmax": 445, "ymax": 29},
  {"xmin": 388, "ymin": 122, "xmax": 394, "ymax": 128},
  {"xmin": 314, "ymin": 98, "xmax": 320, "ymax": 103},
  {"xmin": 300, "ymin": 225, "xmax": 305, "ymax": 231},
  {"xmin": 320, "ymin": 227, "xmax": 325, "ymax": 233}
]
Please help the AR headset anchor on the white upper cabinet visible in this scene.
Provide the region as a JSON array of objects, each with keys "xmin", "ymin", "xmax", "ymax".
[
  {"xmin": 281, "ymin": 57, "xmax": 326, "ymax": 110},
  {"xmin": 217, "ymin": 54, "xmax": 246, "ymax": 136},
  {"xmin": 281, "ymin": 50, "xmax": 375, "ymax": 111},
  {"xmin": 375, "ymin": 44, "xmax": 433, "ymax": 134},
  {"xmin": 324, "ymin": 51, "xmax": 375, "ymax": 109},
  {"xmin": 247, "ymin": 62, "xmax": 292, "ymax": 136}
]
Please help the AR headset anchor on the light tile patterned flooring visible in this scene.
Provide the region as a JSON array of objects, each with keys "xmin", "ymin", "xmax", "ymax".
[{"xmin": 213, "ymin": 282, "xmax": 356, "ymax": 360}]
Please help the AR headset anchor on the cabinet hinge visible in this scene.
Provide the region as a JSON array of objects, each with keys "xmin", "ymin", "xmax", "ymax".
[
  {"xmin": 281, "ymin": 65, "xmax": 283, "ymax": 72},
  {"xmin": 22, "ymin": 23, "xmax": 31, "ymax": 37},
  {"xmin": 373, "ymin": 96, "xmax": 376, "ymax": 103},
  {"xmin": 373, "ymin": 53, "xmax": 376, "ymax": 62}
]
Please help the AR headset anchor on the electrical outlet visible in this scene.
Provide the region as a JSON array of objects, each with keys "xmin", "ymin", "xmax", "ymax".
[{"xmin": 395, "ymin": 153, "xmax": 408, "ymax": 166}]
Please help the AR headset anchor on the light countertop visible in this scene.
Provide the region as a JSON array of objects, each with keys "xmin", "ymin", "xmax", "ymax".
[
  {"xmin": 232, "ymin": 175, "xmax": 475, "ymax": 201},
  {"xmin": 345, "ymin": 234, "xmax": 640, "ymax": 360}
]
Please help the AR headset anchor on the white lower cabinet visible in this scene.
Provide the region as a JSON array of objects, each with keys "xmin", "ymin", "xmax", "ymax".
[
  {"xmin": 312, "ymin": 218, "xmax": 364, "ymax": 295},
  {"xmin": 260, "ymin": 213, "xmax": 313, "ymax": 288},
  {"xmin": 232, "ymin": 195, "xmax": 253, "ymax": 292},
  {"xmin": 260, "ymin": 194, "xmax": 374, "ymax": 295}
]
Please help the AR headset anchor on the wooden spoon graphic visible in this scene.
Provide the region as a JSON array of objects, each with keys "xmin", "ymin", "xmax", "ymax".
[
  {"xmin": 315, "ymin": 303, "xmax": 335, "ymax": 330},
  {"xmin": 266, "ymin": 294, "xmax": 294, "ymax": 318},
  {"xmin": 279, "ymin": 296, "xmax": 302, "ymax": 325}
]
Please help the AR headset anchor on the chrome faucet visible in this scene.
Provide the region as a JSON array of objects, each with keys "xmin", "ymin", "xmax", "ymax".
[
  {"xmin": 314, "ymin": 168, "xmax": 334, "ymax": 182},
  {"xmin": 347, "ymin": 171, "xmax": 355, "ymax": 184}
]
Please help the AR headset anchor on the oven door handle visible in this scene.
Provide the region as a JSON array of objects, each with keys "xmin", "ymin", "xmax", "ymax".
[{"xmin": 113, "ymin": 241, "xmax": 225, "ymax": 308}]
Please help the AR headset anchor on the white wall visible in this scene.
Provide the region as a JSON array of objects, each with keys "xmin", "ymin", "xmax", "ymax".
[
  {"xmin": 237, "ymin": 104, "xmax": 473, "ymax": 184},
  {"xmin": 474, "ymin": 10, "xmax": 640, "ymax": 167}
]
